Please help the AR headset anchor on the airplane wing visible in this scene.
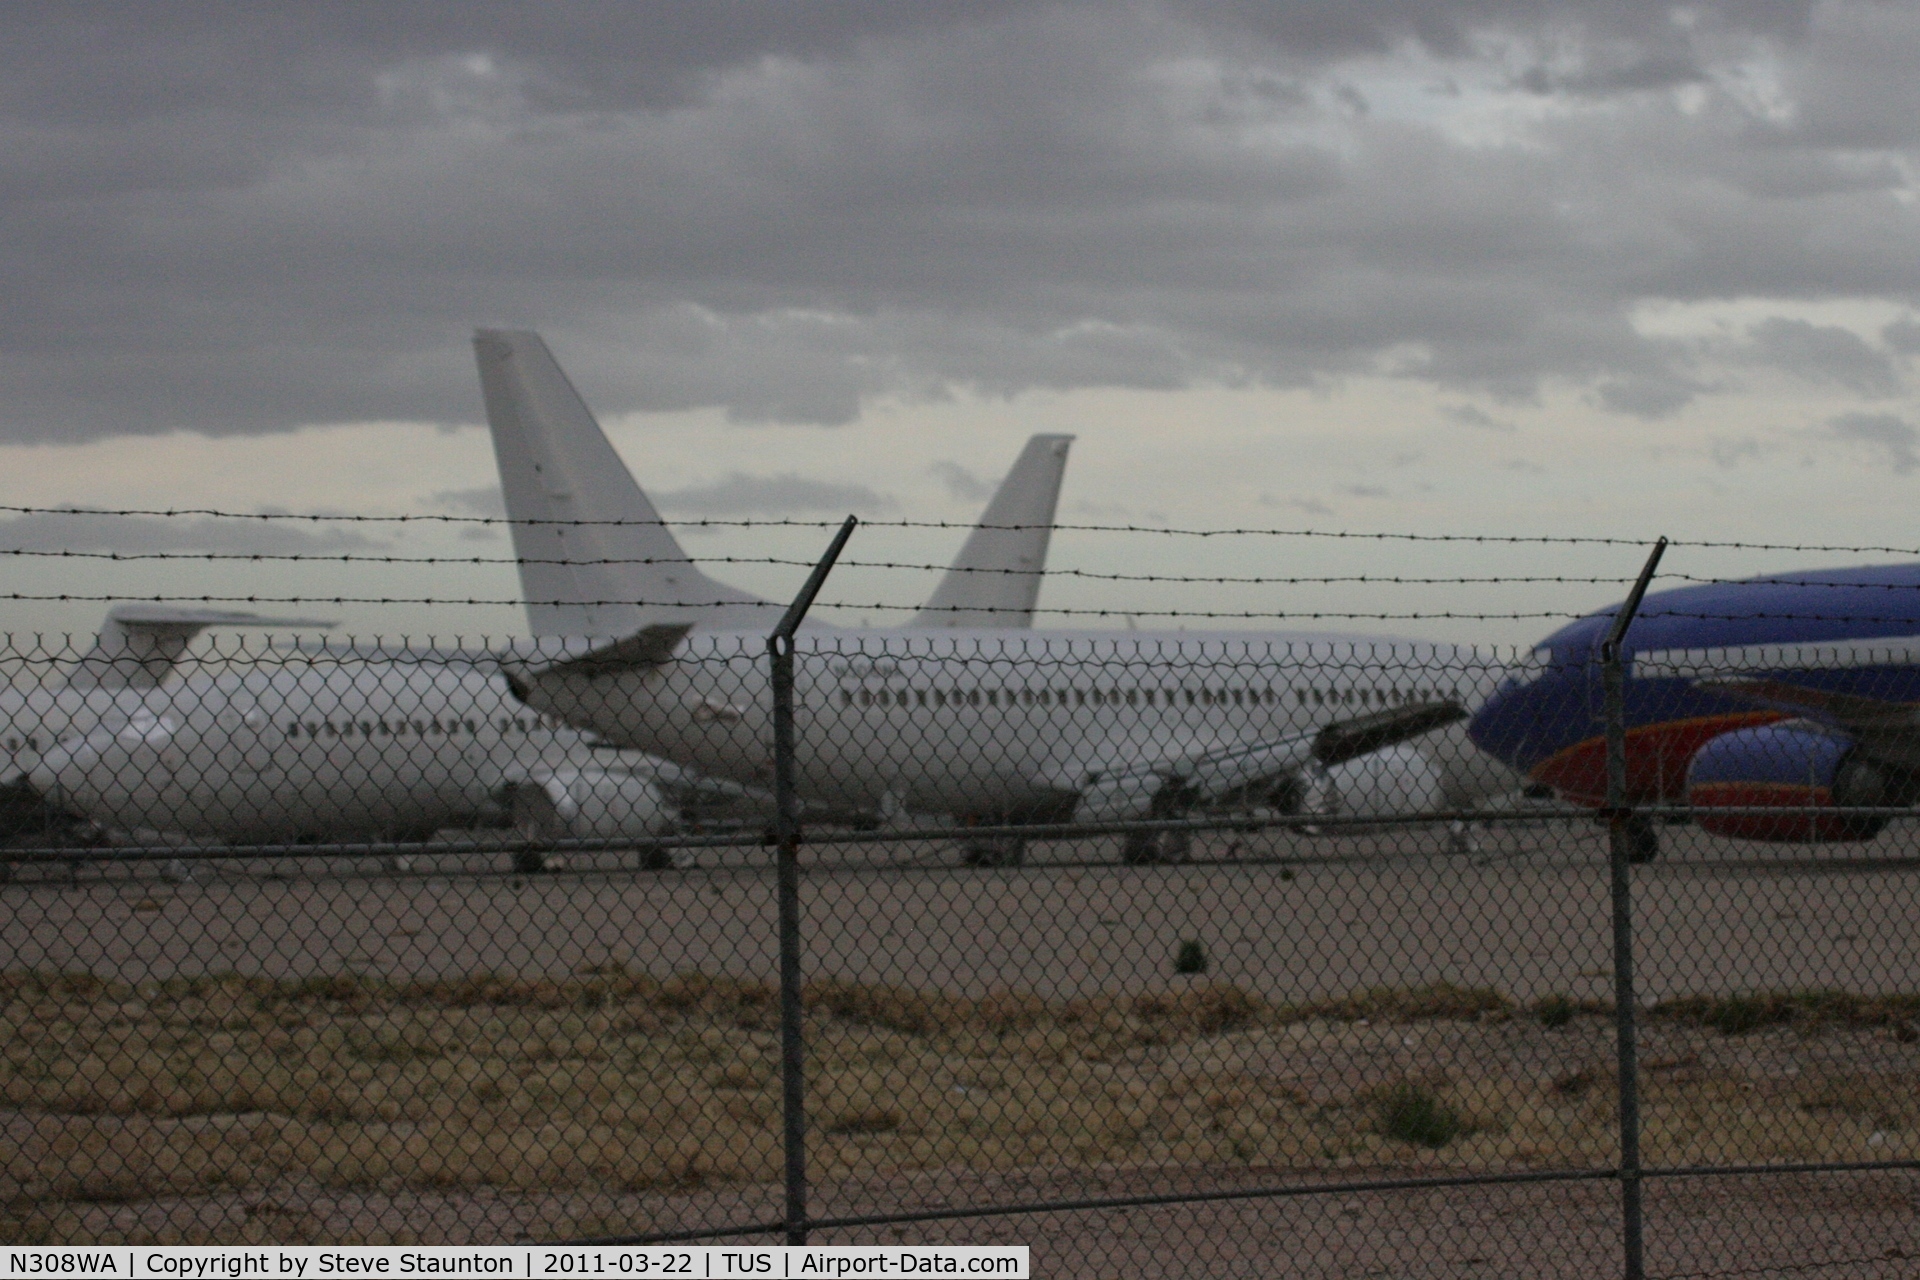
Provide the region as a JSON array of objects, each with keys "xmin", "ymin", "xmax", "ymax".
[
  {"xmin": 1639, "ymin": 635, "xmax": 1920, "ymax": 679},
  {"xmin": 1694, "ymin": 678, "xmax": 1917, "ymax": 729},
  {"xmin": 1312, "ymin": 701, "xmax": 1469, "ymax": 767},
  {"xmin": 1071, "ymin": 699, "xmax": 1465, "ymax": 822},
  {"xmin": 1693, "ymin": 677, "xmax": 1920, "ymax": 771},
  {"xmin": 67, "ymin": 604, "xmax": 338, "ymax": 691}
]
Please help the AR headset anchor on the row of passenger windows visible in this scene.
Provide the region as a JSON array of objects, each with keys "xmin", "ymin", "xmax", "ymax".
[
  {"xmin": 839, "ymin": 684, "xmax": 1447, "ymax": 711},
  {"xmin": 283, "ymin": 715, "xmax": 556, "ymax": 741}
]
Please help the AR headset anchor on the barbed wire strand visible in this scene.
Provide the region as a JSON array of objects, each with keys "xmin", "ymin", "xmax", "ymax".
[
  {"xmin": 8, "ymin": 503, "xmax": 1920, "ymax": 557},
  {"xmin": 8, "ymin": 547, "xmax": 1920, "ymax": 595},
  {"xmin": 10, "ymin": 592, "xmax": 1920, "ymax": 625}
]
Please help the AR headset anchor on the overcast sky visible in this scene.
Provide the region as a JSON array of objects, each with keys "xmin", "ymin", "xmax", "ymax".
[{"xmin": 5, "ymin": 0, "xmax": 1920, "ymax": 642}]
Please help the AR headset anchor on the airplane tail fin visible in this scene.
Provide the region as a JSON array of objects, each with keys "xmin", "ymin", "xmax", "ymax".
[
  {"xmin": 67, "ymin": 605, "xmax": 337, "ymax": 690},
  {"xmin": 911, "ymin": 434, "xmax": 1073, "ymax": 628},
  {"xmin": 473, "ymin": 330, "xmax": 775, "ymax": 636}
]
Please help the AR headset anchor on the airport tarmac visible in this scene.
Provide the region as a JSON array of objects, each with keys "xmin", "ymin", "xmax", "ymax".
[
  {"xmin": 8, "ymin": 820, "xmax": 1920, "ymax": 1265},
  {"xmin": 5, "ymin": 820, "xmax": 1919, "ymax": 1005}
]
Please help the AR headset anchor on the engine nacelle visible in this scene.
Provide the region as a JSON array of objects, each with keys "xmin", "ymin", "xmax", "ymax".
[
  {"xmin": 1073, "ymin": 768, "xmax": 1175, "ymax": 824},
  {"xmin": 509, "ymin": 768, "xmax": 676, "ymax": 842},
  {"xmin": 1075, "ymin": 736, "xmax": 1321, "ymax": 824},
  {"xmin": 1686, "ymin": 722, "xmax": 1887, "ymax": 843},
  {"xmin": 1075, "ymin": 741, "xmax": 1446, "ymax": 825},
  {"xmin": 1312, "ymin": 743, "xmax": 1446, "ymax": 820}
]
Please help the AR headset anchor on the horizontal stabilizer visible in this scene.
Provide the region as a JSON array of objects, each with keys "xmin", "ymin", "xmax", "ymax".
[
  {"xmin": 68, "ymin": 604, "xmax": 339, "ymax": 690},
  {"xmin": 103, "ymin": 604, "xmax": 339, "ymax": 631},
  {"xmin": 1639, "ymin": 636, "xmax": 1920, "ymax": 679},
  {"xmin": 544, "ymin": 623, "xmax": 693, "ymax": 676}
]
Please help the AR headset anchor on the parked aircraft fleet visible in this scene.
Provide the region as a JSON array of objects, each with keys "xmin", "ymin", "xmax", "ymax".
[
  {"xmin": 5, "ymin": 334, "xmax": 1076, "ymax": 864},
  {"xmin": 13, "ymin": 327, "xmax": 1914, "ymax": 869}
]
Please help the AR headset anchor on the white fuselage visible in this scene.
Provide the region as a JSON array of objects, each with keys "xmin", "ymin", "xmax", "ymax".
[
  {"xmin": 520, "ymin": 627, "xmax": 1522, "ymax": 821},
  {"xmin": 29, "ymin": 660, "xmax": 637, "ymax": 842}
]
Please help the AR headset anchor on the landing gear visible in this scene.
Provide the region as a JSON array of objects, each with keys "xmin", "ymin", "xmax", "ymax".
[
  {"xmin": 1620, "ymin": 813, "xmax": 1660, "ymax": 865},
  {"xmin": 640, "ymin": 845, "xmax": 696, "ymax": 871},
  {"xmin": 960, "ymin": 838, "xmax": 1027, "ymax": 868},
  {"xmin": 1121, "ymin": 829, "xmax": 1192, "ymax": 864},
  {"xmin": 511, "ymin": 849, "xmax": 550, "ymax": 875}
]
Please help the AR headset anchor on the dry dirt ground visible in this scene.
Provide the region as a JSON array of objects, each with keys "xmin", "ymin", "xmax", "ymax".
[{"xmin": 4, "ymin": 824, "xmax": 1920, "ymax": 1273}]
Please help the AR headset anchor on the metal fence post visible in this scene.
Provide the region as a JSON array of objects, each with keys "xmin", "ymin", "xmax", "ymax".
[
  {"xmin": 769, "ymin": 515, "xmax": 858, "ymax": 1247},
  {"xmin": 1602, "ymin": 536, "xmax": 1666, "ymax": 1280}
]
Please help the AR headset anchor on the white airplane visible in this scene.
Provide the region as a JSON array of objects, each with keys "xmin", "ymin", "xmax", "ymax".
[
  {"xmin": 22, "ymin": 334, "xmax": 1079, "ymax": 865},
  {"xmin": 510, "ymin": 627, "xmax": 1517, "ymax": 864},
  {"xmin": 472, "ymin": 328, "xmax": 1071, "ymax": 843},
  {"xmin": 469, "ymin": 340, "xmax": 1524, "ymax": 865},
  {"xmin": 0, "ymin": 605, "xmax": 335, "ymax": 845}
]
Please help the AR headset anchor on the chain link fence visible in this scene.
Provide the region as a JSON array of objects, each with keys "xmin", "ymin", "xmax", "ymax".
[
  {"xmin": 3, "ymin": 603, "xmax": 1918, "ymax": 1278},
  {"xmin": 0, "ymin": 625, "xmax": 1912, "ymax": 1274}
]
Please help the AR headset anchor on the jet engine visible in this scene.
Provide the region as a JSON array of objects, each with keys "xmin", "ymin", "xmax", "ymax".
[
  {"xmin": 1312, "ymin": 744, "xmax": 1447, "ymax": 820},
  {"xmin": 1075, "ymin": 737, "xmax": 1322, "ymax": 826},
  {"xmin": 1686, "ymin": 721, "xmax": 1889, "ymax": 842},
  {"xmin": 506, "ymin": 768, "xmax": 679, "ymax": 869}
]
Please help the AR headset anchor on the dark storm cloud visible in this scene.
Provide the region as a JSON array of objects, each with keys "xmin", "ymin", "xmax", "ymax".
[
  {"xmin": 929, "ymin": 461, "xmax": 994, "ymax": 503},
  {"xmin": 655, "ymin": 473, "xmax": 895, "ymax": 517},
  {"xmin": 431, "ymin": 475, "xmax": 891, "ymax": 521},
  {"xmin": 1741, "ymin": 318, "xmax": 1899, "ymax": 396},
  {"xmin": 1827, "ymin": 411, "xmax": 1920, "ymax": 474},
  {"xmin": 0, "ymin": 509, "xmax": 387, "ymax": 554},
  {"xmin": 1882, "ymin": 315, "xmax": 1920, "ymax": 355},
  {"xmin": 1440, "ymin": 404, "xmax": 1516, "ymax": 432},
  {"xmin": 1, "ymin": 0, "xmax": 1913, "ymax": 442},
  {"xmin": 430, "ymin": 486, "xmax": 507, "ymax": 519}
]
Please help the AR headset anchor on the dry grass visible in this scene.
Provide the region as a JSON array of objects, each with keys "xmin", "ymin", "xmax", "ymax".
[
  {"xmin": 3, "ymin": 968, "xmax": 1917, "ymax": 1244},
  {"xmin": 1654, "ymin": 990, "xmax": 1920, "ymax": 1036}
]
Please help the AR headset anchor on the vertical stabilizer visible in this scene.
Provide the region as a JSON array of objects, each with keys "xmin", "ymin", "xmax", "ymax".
[
  {"xmin": 474, "ymin": 330, "xmax": 775, "ymax": 636},
  {"xmin": 912, "ymin": 435, "xmax": 1073, "ymax": 628}
]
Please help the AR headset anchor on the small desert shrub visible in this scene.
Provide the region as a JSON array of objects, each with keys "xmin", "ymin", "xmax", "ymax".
[
  {"xmin": 1174, "ymin": 941, "xmax": 1208, "ymax": 975},
  {"xmin": 1655, "ymin": 990, "xmax": 1920, "ymax": 1035},
  {"xmin": 1307, "ymin": 983, "xmax": 1511, "ymax": 1023},
  {"xmin": 1373, "ymin": 1081, "xmax": 1466, "ymax": 1148},
  {"xmin": 1551, "ymin": 1067, "xmax": 1603, "ymax": 1098},
  {"xmin": 827, "ymin": 1106, "xmax": 902, "ymax": 1136},
  {"xmin": 1704, "ymin": 995, "xmax": 1774, "ymax": 1036},
  {"xmin": 1131, "ymin": 984, "xmax": 1264, "ymax": 1034},
  {"xmin": 1535, "ymin": 995, "xmax": 1576, "ymax": 1029}
]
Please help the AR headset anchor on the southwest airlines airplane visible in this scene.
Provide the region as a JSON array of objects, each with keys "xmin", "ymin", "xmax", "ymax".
[
  {"xmin": 1467, "ymin": 564, "xmax": 1920, "ymax": 861},
  {"xmin": 16, "ymin": 334, "xmax": 1076, "ymax": 860}
]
